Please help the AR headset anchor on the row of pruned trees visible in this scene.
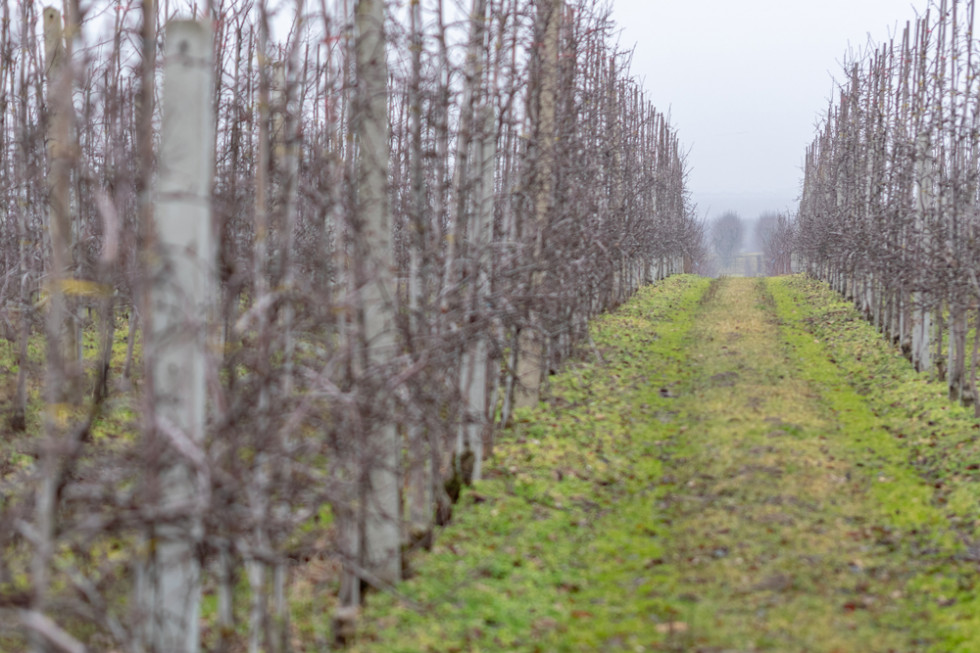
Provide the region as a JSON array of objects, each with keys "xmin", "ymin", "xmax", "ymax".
[
  {"xmin": 0, "ymin": 0, "xmax": 700, "ymax": 650},
  {"xmin": 799, "ymin": 0, "xmax": 980, "ymax": 407}
]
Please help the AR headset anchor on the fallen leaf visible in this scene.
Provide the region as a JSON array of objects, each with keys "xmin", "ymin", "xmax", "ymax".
[{"xmin": 655, "ymin": 621, "xmax": 688, "ymax": 634}]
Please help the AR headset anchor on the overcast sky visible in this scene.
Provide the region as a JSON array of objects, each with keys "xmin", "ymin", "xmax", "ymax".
[{"xmin": 609, "ymin": 0, "xmax": 924, "ymax": 222}]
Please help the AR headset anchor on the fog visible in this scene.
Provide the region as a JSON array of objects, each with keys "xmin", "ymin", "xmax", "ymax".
[{"xmin": 610, "ymin": 0, "xmax": 929, "ymax": 221}]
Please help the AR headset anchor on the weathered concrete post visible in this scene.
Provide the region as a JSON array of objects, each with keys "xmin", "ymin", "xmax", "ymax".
[
  {"xmin": 912, "ymin": 131, "xmax": 933, "ymax": 373},
  {"xmin": 140, "ymin": 19, "xmax": 214, "ymax": 653}
]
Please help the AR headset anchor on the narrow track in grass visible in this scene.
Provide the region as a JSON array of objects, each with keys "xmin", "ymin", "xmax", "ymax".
[
  {"xmin": 346, "ymin": 276, "xmax": 980, "ymax": 652},
  {"xmin": 642, "ymin": 276, "xmax": 948, "ymax": 652}
]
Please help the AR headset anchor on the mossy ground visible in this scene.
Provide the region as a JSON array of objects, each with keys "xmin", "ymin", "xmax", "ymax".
[{"xmin": 347, "ymin": 275, "xmax": 980, "ymax": 652}]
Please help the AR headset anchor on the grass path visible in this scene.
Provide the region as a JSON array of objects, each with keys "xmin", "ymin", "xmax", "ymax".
[
  {"xmin": 346, "ymin": 276, "xmax": 980, "ymax": 652},
  {"xmin": 645, "ymin": 277, "xmax": 938, "ymax": 651}
]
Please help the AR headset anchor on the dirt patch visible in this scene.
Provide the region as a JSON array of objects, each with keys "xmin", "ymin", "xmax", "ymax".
[{"xmin": 708, "ymin": 371, "xmax": 739, "ymax": 387}]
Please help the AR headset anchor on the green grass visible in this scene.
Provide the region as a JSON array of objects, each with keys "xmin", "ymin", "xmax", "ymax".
[
  {"xmin": 345, "ymin": 275, "xmax": 980, "ymax": 652},
  {"xmin": 346, "ymin": 275, "xmax": 710, "ymax": 652},
  {"xmin": 770, "ymin": 275, "xmax": 980, "ymax": 652}
]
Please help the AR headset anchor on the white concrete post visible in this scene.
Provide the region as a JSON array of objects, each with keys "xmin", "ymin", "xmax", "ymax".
[
  {"xmin": 912, "ymin": 131, "xmax": 933, "ymax": 372},
  {"xmin": 141, "ymin": 20, "xmax": 214, "ymax": 653}
]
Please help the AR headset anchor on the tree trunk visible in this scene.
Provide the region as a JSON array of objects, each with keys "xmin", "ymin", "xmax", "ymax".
[
  {"xmin": 515, "ymin": 0, "xmax": 562, "ymax": 409},
  {"xmin": 404, "ymin": 0, "xmax": 434, "ymax": 547},
  {"xmin": 247, "ymin": 7, "xmax": 273, "ymax": 652},
  {"xmin": 949, "ymin": 303, "xmax": 968, "ymax": 402},
  {"xmin": 43, "ymin": 5, "xmax": 80, "ymax": 395},
  {"xmin": 335, "ymin": 1, "xmax": 401, "ymax": 628}
]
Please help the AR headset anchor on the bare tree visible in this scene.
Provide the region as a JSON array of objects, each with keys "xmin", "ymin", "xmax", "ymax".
[
  {"xmin": 756, "ymin": 211, "xmax": 796, "ymax": 275},
  {"xmin": 710, "ymin": 211, "xmax": 744, "ymax": 272},
  {"xmin": 513, "ymin": 0, "xmax": 563, "ymax": 409}
]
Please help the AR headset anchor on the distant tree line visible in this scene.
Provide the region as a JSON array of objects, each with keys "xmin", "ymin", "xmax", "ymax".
[
  {"xmin": 0, "ymin": 0, "xmax": 702, "ymax": 650},
  {"xmin": 756, "ymin": 212, "xmax": 795, "ymax": 276},
  {"xmin": 710, "ymin": 211, "xmax": 744, "ymax": 271},
  {"xmin": 704, "ymin": 210, "xmax": 794, "ymax": 277}
]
